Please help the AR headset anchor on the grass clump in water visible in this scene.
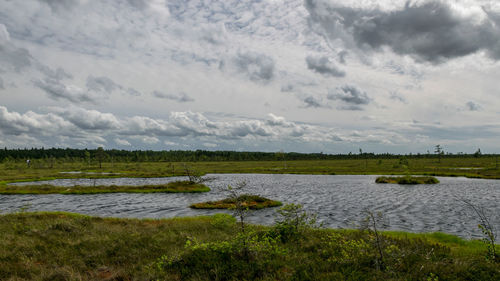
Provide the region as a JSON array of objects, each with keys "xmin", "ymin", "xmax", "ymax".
[
  {"xmin": 376, "ymin": 176, "xmax": 439, "ymax": 184},
  {"xmin": 190, "ymin": 194, "xmax": 282, "ymax": 210},
  {"xmin": 0, "ymin": 180, "xmax": 210, "ymax": 194}
]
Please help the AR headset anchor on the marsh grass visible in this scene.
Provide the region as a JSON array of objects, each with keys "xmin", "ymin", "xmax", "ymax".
[
  {"xmin": 0, "ymin": 212, "xmax": 236, "ymax": 280},
  {"xmin": 376, "ymin": 176, "xmax": 440, "ymax": 184},
  {"xmin": 0, "ymin": 180, "xmax": 210, "ymax": 194},
  {"xmin": 190, "ymin": 194, "xmax": 282, "ymax": 210},
  {"xmin": 2, "ymin": 156, "xmax": 500, "ymax": 184},
  {"xmin": 0, "ymin": 212, "xmax": 498, "ymax": 280}
]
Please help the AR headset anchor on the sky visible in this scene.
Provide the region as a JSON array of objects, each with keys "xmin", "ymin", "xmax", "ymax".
[{"xmin": 1, "ymin": 0, "xmax": 500, "ymax": 154}]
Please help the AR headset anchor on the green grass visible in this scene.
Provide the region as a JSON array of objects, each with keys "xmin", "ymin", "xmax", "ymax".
[
  {"xmin": 190, "ymin": 194, "xmax": 283, "ymax": 210},
  {"xmin": 2, "ymin": 156, "xmax": 500, "ymax": 184},
  {"xmin": 375, "ymin": 176, "xmax": 440, "ymax": 184},
  {"xmin": 0, "ymin": 212, "xmax": 498, "ymax": 281},
  {"xmin": 0, "ymin": 180, "xmax": 210, "ymax": 194}
]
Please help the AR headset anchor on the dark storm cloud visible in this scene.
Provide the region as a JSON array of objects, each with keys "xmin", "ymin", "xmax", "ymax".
[
  {"xmin": 0, "ymin": 77, "xmax": 4, "ymax": 90},
  {"xmin": 305, "ymin": 55, "xmax": 345, "ymax": 77},
  {"xmin": 86, "ymin": 76, "xmax": 121, "ymax": 93},
  {"xmin": 153, "ymin": 91, "xmax": 194, "ymax": 102},
  {"xmin": 233, "ymin": 52, "xmax": 275, "ymax": 82},
  {"xmin": 305, "ymin": 0, "xmax": 500, "ymax": 63}
]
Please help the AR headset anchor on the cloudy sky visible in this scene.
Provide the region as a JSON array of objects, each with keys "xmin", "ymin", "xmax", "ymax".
[{"xmin": 1, "ymin": 0, "xmax": 500, "ymax": 154}]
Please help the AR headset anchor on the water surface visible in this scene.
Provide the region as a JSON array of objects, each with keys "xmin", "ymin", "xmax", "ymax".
[{"xmin": 3, "ymin": 174, "xmax": 499, "ymax": 241}]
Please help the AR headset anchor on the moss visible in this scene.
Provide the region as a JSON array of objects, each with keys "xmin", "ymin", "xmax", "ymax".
[
  {"xmin": 0, "ymin": 180, "xmax": 210, "ymax": 194},
  {"xmin": 190, "ymin": 194, "xmax": 283, "ymax": 210},
  {"xmin": 376, "ymin": 176, "xmax": 440, "ymax": 184}
]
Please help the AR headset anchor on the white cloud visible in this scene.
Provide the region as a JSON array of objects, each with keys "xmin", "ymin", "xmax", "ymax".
[
  {"xmin": 1, "ymin": 0, "xmax": 500, "ymax": 153},
  {"xmin": 49, "ymin": 106, "xmax": 121, "ymax": 130},
  {"xmin": 114, "ymin": 138, "xmax": 131, "ymax": 146},
  {"xmin": 141, "ymin": 136, "xmax": 160, "ymax": 144},
  {"xmin": 202, "ymin": 142, "xmax": 217, "ymax": 148},
  {"xmin": 164, "ymin": 140, "xmax": 178, "ymax": 146}
]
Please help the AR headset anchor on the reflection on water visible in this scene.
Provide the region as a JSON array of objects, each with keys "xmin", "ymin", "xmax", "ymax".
[{"xmin": 3, "ymin": 174, "xmax": 500, "ymax": 241}]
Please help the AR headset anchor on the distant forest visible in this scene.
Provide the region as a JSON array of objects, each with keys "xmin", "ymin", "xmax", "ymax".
[{"xmin": 0, "ymin": 147, "xmax": 493, "ymax": 162}]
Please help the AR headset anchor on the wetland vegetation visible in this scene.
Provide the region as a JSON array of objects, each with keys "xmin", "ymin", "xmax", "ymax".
[
  {"xmin": 1, "ymin": 148, "xmax": 499, "ymax": 280},
  {"xmin": 0, "ymin": 180, "xmax": 210, "ymax": 194},
  {"xmin": 375, "ymin": 176, "xmax": 440, "ymax": 184},
  {"xmin": 1, "ymin": 148, "xmax": 500, "ymax": 184},
  {"xmin": 190, "ymin": 194, "xmax": 282, "ymax": 210},
  {"xmin": 0, "ymin": 211, "xmax": 498, "ymax": 280}
]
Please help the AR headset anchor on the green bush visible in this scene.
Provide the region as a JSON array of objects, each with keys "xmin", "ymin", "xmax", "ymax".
[
  {"xmin": 210, "ymin": 213, "xmax": 236, "ymax": 229},
  {"xmin": 156, "ymin": 230, "xmax": 287, "ymax": 280},
  {"xmin": 269, "ymin": 204, "xmax": 319, "ymax": 242}
]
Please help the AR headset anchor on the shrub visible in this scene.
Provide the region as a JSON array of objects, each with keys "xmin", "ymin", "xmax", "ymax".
[
  {"xmin": 210, "ymin": 213, "xmax": 236, "ymax": 229},
  {"xmin": 156, "ymin": 230, "xmax": 287, "ymax": 280},
  {"xmin": 270, "ymin": 204, "xmax": 319, "ymax": 242}
]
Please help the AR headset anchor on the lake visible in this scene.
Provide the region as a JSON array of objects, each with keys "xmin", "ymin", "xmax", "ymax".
[{"xmin": 3, "ymin": 174, "xmax": 499, "ymax": 241}]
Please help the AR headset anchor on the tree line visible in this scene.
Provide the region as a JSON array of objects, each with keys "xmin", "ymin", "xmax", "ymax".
[{"xmin": 0, "ymin": 147, "xmax": 496, "ymax": 163}]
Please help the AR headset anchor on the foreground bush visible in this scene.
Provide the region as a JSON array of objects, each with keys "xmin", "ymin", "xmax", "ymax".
[
  {"xmin": 0, "ymin": 212, "xmax": 498, "ymax": 280},
  {"xmin": 157, "ymin": 230, "xmax": 286, "ymax": 280}
]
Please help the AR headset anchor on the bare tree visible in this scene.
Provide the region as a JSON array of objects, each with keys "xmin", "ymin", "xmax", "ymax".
[
  {"xmin": 434, "ymin": 145, "xmax": 444, "ymax": 163},
  {"xmin": 361, "ymin": 210, "xmax": 390, "ymax": 270},
  {"xmin": 226, "ymin": 181, "xmax": 250, "ymax": 235},
  {"xmin": 182, "ymin": 164, "xmax": 216, "ymax": 184},
  {"xmin": 95, "ymin": 147, "xmax": 106, "ymax": 169},
  {"xmin": 461, "ymin": 199, "xmax": 498, "ymax": 262}
]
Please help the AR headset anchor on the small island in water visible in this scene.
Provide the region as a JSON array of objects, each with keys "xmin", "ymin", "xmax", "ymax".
[
  {"xmin": 0, "ymin": 180, "xmax": 210, "ymax": 194},
  {"xmin": 375, "ymin": 176, "xmax": 439, "ymax": 185},
  {"xmin": 190, "ymin": 194, "xmax": 282, "ymax": 210}
]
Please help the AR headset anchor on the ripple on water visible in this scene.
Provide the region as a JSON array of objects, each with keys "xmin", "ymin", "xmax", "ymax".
[{"xmin": 1, "ymin": 174, "xmax": 499, "ymax": 241}]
